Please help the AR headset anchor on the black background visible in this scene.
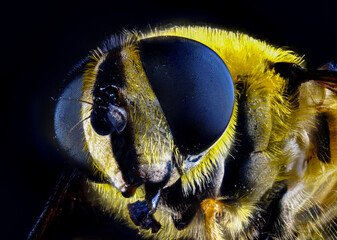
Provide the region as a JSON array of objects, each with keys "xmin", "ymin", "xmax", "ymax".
[{"xmin": 3, "ymin": 0, "xmax": 337, "ymax": 239}]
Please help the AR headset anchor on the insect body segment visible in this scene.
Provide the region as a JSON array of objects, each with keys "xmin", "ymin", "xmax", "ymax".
[{"xmin": 52, "ymin": 26, "xmax": 337, "ymax": 240}]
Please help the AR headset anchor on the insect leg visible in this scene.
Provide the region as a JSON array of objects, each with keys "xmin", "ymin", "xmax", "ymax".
[
  {"xmin": 27, "ymin": 170, "xmax": 78, "ymax": 240},
  {"xmin": 200, "ymin": 198, "xmax": 227, "ymax": 240}
]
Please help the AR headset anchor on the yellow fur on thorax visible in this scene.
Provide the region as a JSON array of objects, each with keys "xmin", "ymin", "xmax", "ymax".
[{"xmin": 277, "ymin": 76, "xmax": 337, "ymax": 238}]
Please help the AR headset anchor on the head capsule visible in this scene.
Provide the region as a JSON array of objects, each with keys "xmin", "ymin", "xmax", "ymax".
[{"xmin": 55, "ymin": 33, "xmax": 236, "ymax": 198}]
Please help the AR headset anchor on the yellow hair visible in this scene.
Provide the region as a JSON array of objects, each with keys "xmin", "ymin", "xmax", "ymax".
[{"xmin": 80, "ymin": 26, "xmax": 337, "ymax": 240}]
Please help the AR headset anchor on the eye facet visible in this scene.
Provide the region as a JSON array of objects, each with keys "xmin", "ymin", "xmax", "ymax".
[
  {"xmin": 139, "ymin": 36, "xmax": 235, "ymax": 155},
  {"xmin": 54, "ymin": 75, "xmax": 87, "ymax": 163}
]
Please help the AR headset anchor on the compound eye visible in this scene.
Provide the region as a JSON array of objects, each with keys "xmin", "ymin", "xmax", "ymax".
[
  {"xmin": 139, "ymin": 36, "xmax": 235, "ymax": 155},
  {"xmin": 54, "ymin": 75, "xmax": 87, "ymax": 163}
]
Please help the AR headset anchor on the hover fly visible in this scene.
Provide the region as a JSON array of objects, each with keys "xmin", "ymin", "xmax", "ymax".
[{"xmin": 29, "ymin": 26, "xmax": 337, "ymax": 240}]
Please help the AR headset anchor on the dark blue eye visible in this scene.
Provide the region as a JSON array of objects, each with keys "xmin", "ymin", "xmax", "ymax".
[
  {"xmin": 54, "ymin": 76, "xmax": 87, "ymax": 163},
  {"xmin": 139, "ymin": 36, "xmax": 235, "ymax": 155}
]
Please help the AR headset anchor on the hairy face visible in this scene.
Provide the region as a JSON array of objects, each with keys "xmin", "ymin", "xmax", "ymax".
[{"xmin": 54, "ymin": 26, "xmax": 337, "ymax": 240}]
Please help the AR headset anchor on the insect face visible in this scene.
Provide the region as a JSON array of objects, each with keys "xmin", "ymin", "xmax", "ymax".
[
  {"xmin": 81, "ymin": 41, "xmax": 175, "ymax": 197},
  {"xmin": 50, "ymin": 26, "xmax": 337, "ymax": 240},
  {"xmin": 77, "ymin": 34, "xmax": 237, "ymax": 234}
]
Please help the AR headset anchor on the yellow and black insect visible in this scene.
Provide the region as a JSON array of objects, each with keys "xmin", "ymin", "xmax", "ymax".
[{"xmin": 30, "ymin": 26, "xmax": 337, "ymax": 240}]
